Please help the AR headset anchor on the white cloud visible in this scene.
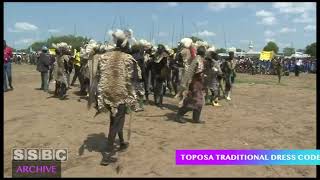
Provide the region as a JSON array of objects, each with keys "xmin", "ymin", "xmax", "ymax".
[
  {"xmin": 48, "ymin": 29, "xmax": 60, "ymax": 33},
  {"xmin": 196, "ymin": 20, "xmax": 208, "ymax": 26},
  {"xmin": 194, "ymin": 30, "xmax": 216, "ymax": 37},
  {"xmin": 279, "ymin": 27, "xmax": 296, "ymax": 33},
  {"xmin": 259, "ymin": 16, "xmax": 276, "ymax": 26},
  {"xmin": 208, "ymin": 2, "xmax": 243, "ymax": 11},
  {"xmin": 11, "ymin": 22, "xmax": 38, "ymax": 32},
  {"xmin": 264, "ymin": 30, "xmax": 276, "ymax": 37},
  {"xmin": 256, "ymin": 9, "xmax": 276, "ymax": 26},
  {"xmin": 256, "ymin": 10, "xmax": 273, "ymax": 17},
  {"xmin": 14, "ymin": 38, "xmax": 34, "ymax": 45},
  {"xmin": 304, "ymin": 25, "xmax": 316, "ymax": 31},
  {"xmin": 159, "ymin": 32, "xmax": 168, "ymax": 37},
  {"xmin": 278, "ymin": 42, "xmax": 291, "ymax": 48},
  {"xmin": 293, "ymin": 13, "xmax": 313, "ymax": 23},
  {"xmin": 272, "ymin": 2, "xmax": 315, "ymax": 14},
  {"xmin": 272, "ymin": 2, "xmax": 294, "ymax": 9},
  {"xmin": 167, "ymin": 2, "xmax": 178, "ymax": 7}
]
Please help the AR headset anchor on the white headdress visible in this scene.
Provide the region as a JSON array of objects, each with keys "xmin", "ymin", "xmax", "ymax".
[
  {"xmin": 112, "ymin": 29, "xmax": 136, "ymax": 48},
  {"xmin": 52, "ymin": 42, "xmax": 71, "ymax": 52},
  {"xmin": 180, "ymin": 38, "xmax": 193, "ymax": 48},
  {"xmin": 207, "ymin": 45, "xmax": 216, "ymax": 52},
  {"xmin": 78, "ymin": 39, "xmax": 99, "ymax": 58},
  {"xmin": 112, "ymin": 29, "xmax": 126, "ymax": 41},
  {"xmin": 135, "ymin": 39, "xmax": 152, "ymax": 50},
  {"xmin": 195, "ymin": 41, "xmax": 209, "ymax": 49}
]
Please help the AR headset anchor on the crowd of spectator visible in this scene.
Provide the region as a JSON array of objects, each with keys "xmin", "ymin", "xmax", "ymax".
[{"xmin": 234, "ymin": 56, "xmax": 316, "ymax": 75}]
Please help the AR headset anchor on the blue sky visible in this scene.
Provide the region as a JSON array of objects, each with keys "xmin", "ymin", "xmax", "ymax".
[{"xmin": 4, "ymin": 2, "xmax": 316, "ymax": 51}]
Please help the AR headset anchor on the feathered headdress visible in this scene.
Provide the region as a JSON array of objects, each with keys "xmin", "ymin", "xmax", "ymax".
[
  {"xmin": 207, "ymin": 45, "xmax": 216, "ymax": 52},
  {"xmin": 180, "ymin": 38, "xmax": 193, "ymax": 48},
  {"xmin": 52, "ymin": 42, "xmax": 72, "ymax": 53},
  {"xmin": 138, "ymin": 39, "xmax": 153, "ymax": 50},
  {"xmin": 111, "ymin": 29, "xmax": 136, "ymax": 48},
  {"xmin": 195, "ymin": 41, "xmax": 210, "ymax": 49}
]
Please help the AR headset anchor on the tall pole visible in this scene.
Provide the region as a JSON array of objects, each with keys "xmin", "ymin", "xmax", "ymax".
[
  {"xmin": 111, "ymin": 16, "xmax": 116, "ymax": 30},
  {"xmin": 122, "ymin": 16, "xmax": 125, "ymax": 29},
  {"xmin": 107, "ymin": 16, "xmax": 117, "ymax": 43},
  {"xmin": 149, "ymin": 31, "xmax": 152, "ymax": 42},
  {"xmin": 157, "ymin": 25, "xmax": 160, "ymax": 45},
  {"xmin": 192, "ymin": 22, "xmax": 198, "ymax": 32},
  {"xmin": 171, "ymin": 24, "xmax": 175, "ymax": 48},
  {"xmin": 119, "ymin": 16, "xmax": 122, "ymax": 29},
  {"xmin": 182, "ymin": 15, "xmax": 184, "ymax": 38},
  {"xmin": 104, "ymin": 25, "xmax": 108, "ymax": 43},
  {"xmin": 48, "ymin": 25, "xmax": 52, "ymax": 37},
  {"xmin": 74, "ymin": 24, "xmax": 76, "ymax": 36},
  {"xmin": 223, "ymin": 24, "xmax": 227, "ymax": 50},
  {"xmin": 152, "ymin": 21, "xmax": 154, "ymax": 44}
]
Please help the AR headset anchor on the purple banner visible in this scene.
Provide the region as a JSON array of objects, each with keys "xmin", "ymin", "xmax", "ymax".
[{"xmin": 176, "ymin": 150, "xmax": 320, "ymax": 165}]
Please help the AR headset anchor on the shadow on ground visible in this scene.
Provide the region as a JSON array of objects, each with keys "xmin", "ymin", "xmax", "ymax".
[{"xmin": 78, "ymin": 133, "xmax": 124, "ymax": 158}]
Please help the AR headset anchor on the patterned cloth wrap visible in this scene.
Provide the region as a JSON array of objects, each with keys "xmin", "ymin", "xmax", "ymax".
[
  {"xmin": 80, "ymin": 40, "xmax": 115, "ymax": 88},
  {"xmin": 204, "ymin": 59, "xmax": 222, "ymax": 91},
  {"xmin": 180, "ymin": 55, "xmax": 205, "ymax": 109},
  {"xmin": 52, "ymin": 54, "xmax": 69, "ymax": 85},
  {"xmin": 177, "ymin": 48, "xmax": 204, "ymax": 106},
  {"xmin": 95, "ymin": 50, "xmax": 140, "ymax": 116},
  {"xmin": 52, "ymin": 42, "xmax": 72, "ymax": 85},
  {"xmin": 179, "ymin": 47, "xmax": 199, "ymax": 91}
]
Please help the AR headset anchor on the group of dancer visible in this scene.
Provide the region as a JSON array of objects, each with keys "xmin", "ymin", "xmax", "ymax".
[{"xmin": 35, "ymin": 28, "xmax": 236, "ymax": 165}]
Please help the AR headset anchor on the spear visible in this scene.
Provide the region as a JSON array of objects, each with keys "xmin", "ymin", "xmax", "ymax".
[
  {"xmin": 182, "ymin": 15, "xmax": 184, "ymax": 38},
  {"xmin": 103, "ymin": 25, "xmax": 108, "ymax": 43},
  {"xmin": 192, "ymin": 22, "xmax": 199, "ymax": 36},
  {"xmin": 223, "ymin": 24, "xmax": 227, "ymax": 49},
  {"xmin": 112, "ymin": 16, "xmax": 117, "ymax": 29},
  {"xmin": 171, "ymin": 24, "xmax": 175, "ymax": 48},
  {"xmin": 122, "ymin": 16, "xmax": 125, "ymax": 29},
  {"xmin": 74, "ymin": 24, "xmax": 77, "ymax": 36},
  {"xmin": 108, "ymin": 16, "xmax": 117, "ymax": 43},
  {"xmin": 119, "ymin": 16, "xmax": 122, "ymax": 29},
  {"xmin": 149, "ymin": 31, "xmax": 152, "ymax": 42},
  {"xmin": 157, "ymin": 25, "xmax": 160, "ymax": 45},
  {"xmin": 152, "ymin": 21, "xmax": 154, "ymax": 44}
]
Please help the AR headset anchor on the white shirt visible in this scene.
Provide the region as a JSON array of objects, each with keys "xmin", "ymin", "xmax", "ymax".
[{"xmin": 296, "ymin": 59, "xmax": 303, "ymax": 66}]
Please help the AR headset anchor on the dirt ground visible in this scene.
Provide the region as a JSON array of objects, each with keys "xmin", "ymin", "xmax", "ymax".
[{"xmin": 4, "ymin": 64, "xmax": 317, "ymax": 177}]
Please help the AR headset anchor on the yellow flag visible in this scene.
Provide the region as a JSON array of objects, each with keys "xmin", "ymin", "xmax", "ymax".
[
  {"xmin": 49, "ymin": 49, "xmax": 56, "ymax": 55},
  {"xmin": 260, "ymin": 51, "xmax": 274, "ymax": 61}
]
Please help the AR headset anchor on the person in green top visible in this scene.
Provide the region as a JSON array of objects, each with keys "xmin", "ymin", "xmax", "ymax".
[{"xmin": 71, "ymin": 48, "xmax": 81, "ymax": 86}]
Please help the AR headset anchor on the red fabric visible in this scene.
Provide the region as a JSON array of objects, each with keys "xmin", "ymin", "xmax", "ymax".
[
  {"xmin": 183, "ymin": 73, "xmax": 204, "ymax": 110},
  {"xmin": 190, "ymin": 47, "xmax": 196, "ymax": 59},
  {"xmin": 4, "ymin": 47, "xmax": 13, "ymax": 64}
]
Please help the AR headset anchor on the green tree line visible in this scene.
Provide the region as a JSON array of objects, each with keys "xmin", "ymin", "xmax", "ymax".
[
  {"xmin": 24, "ymin": 35, "xmax": 90, "ymax": 52},
  {"xmin": 263, "ymin": 41, "xmax": 316, "ymax": 58}
]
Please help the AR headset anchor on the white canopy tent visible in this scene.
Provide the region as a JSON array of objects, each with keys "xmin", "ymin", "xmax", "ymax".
[{"xmin": 289, "ymin": 52, "xmax": 311, "ymax": 58}]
